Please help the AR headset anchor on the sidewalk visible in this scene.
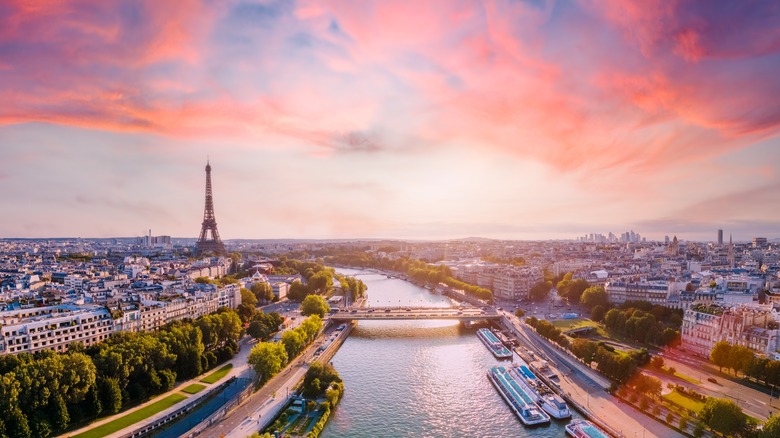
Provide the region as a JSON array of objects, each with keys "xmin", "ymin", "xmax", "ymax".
[
  {"xmin": 63, "ymin": 337, "xmax": 254, "ymax": 438},
  {"xmin": 206, "ymin": 320, "xmax": 351, "ymax": 438},
  {"xmin": 502, "ymin": 314, "xmax": 684, "ymax": 438}
]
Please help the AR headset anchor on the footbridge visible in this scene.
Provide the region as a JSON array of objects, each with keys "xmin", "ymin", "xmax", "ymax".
[{"xmin": 329, "ymin": 306, "xmax": 501, "ymax": 321}]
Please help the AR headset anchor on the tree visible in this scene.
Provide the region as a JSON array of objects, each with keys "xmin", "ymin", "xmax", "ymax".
[
  {"xmin": 567, "ymin": 279, "xmax": 590, "ymax": 303},
  {"xmin": 650, "ymin": 356, "xmax": 665, "ymax": 369},
  {"xmin": 241, "ymin": 288, "xmax": 258, "ymax": 307},
  {"xmin": 731, "ymin": 345, "xmax": 754, "ymax": 377},
  {"xmin": 529, "ymin": 281, "xmax": 552, "ymax": 301},
  {"xmin": 556, "ymin": 273, "xmax": 573, "ymax": 299},
  {"xmin": 515, "ymin": 308, "xmax": 526, "ymax": 318},
  {"xmin": 301, "ymin": 295, "xmax": 330, "ymax": 318},
  {"xmin": 248, "ymin": 342, "xmax": 288, "ymax": 384},
  {"xmin": 761, "ymin": 414, "xmax": 780, "ymax": 438},
  {"xmin": 307, "ymin": 270, "xmax": 333, "ymax": 294},
  {"xmin": 710, "ymin": 340, "xmax": 731, "ymax": 372},
  {"xmin": 288, "ymin": 281, "xmax": 309, "ymax": 301},
  {"xmin": 580, "ymin": 286, "xmax": 608, "ymax": 309},
  {"xmin": 251, "ymin": 282, "xmax": 274, "ymax": 303},
  {"xmin": 590, "ymin": 305, "xmax": 606, "ymax": 322},
  {"xmin": 699, "ymin": 398, "xmax": 748, "ymax": 436},
  {"xmin": 281, "ymin": 330, "xmax": 305, "ymax": 358}
]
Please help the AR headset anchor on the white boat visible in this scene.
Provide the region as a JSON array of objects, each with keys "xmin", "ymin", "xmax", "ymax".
[
  {"xmin": 487, "ymin": 366, "xmax": 551, "ymax": 426},
  {"xmin": 565, "ymin": 419, "xmax": 610, "ymax": 438},
  {"xmin": 509, "ymin": 361, "xmax": 571, "ymax": 419}
]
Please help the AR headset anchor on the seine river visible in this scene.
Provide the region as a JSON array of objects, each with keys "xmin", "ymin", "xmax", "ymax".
[{"xmin": 322, "ymin": 268, "xmax": 581, "ymax": 437}]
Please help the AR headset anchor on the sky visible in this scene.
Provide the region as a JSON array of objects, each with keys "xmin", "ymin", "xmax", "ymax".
[{"xmin": 1, "ymin": 0, "xmax": 780, "ymax": 242}]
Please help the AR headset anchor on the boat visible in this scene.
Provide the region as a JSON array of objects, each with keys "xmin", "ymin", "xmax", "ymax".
[
  {"xmin": 487, "ymin": 366, "xmax": 551, "ymax": 426},
  {"xmin": 565, "ymin": 419, "xmax": 610, "ymax": 438},
  {"xmin": 477, "ymin": 328, "xmax": 513, "ymax": 359},
  {"xmin": 508, "ymin": 361, "xmax": 571, "ymax": 419}
]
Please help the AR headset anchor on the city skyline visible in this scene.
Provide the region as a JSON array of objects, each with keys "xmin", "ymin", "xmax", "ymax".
[{"xmin": 2, "ymin": 1, "xmax": 780, "ymax": 241}]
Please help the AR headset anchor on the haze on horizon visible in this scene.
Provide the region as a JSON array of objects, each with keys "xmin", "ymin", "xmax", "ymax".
[{"xmin": 1, "ymin": 0, "xmax": 780, "ymax": 242}]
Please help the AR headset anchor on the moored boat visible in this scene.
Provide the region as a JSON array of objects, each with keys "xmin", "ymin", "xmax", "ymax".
[
  {"xmin": 487, "ymin": 366, "xmax": 551, "ymax": 426},
  {"xmin": 477, "ymin": 328, "xmax": 513, "ymax": 359},
  {"xmin": 508, "ymin": 360, "xmax": 571, "ymax": 419},
  {"xmin": 565, "ymin": 419, "xmax": 610, "ymax": 438}
]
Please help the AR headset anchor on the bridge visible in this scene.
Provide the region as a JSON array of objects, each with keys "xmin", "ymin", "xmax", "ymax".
[{"xmin": 329, "ymin": 306, "xmax": 501, "ymax": 321}]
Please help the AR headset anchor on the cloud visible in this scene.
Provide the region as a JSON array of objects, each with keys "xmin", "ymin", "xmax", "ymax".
[{"xmin": 0, "ymin": 0, "xmax": 778, "ymax": 182}]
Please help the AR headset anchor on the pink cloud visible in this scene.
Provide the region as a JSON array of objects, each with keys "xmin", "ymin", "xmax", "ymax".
[{"xmin": 0, "ymin": 0, "xmax": 778, "ymax": 185}]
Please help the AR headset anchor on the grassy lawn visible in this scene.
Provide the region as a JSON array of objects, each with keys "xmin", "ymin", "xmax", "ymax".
[
  {"xmin": 552, "ymin": 318, "xmax": 610, "ymax": 337},
  {"xmin": 200, "ymin": 363, "xmax": 233, "ymax": 384},
  {"xmin": 673, "ymin": 371, "xmax": 700, "ymax": 385},
  {"xmin": 181, "ymin": 383, "xmax": 207, "ymax": 394},
  {"xmin": 663, "ymin": 391, "xmax": 705, "ymax": 413},
  {"xmin": 72, "ymin": 393, "xmax": 187, "ymax": 438}
]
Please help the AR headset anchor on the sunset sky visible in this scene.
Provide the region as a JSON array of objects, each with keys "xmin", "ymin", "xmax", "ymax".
[{"xmin": 2, "ymin": 0, "xmax": 780, "ymax": 241}]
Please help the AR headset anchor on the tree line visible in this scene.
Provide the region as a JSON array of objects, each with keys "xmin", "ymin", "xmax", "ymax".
[
  {"xmin": 248, "ymin": 315, "xmax": 323, "ymax": 384},
  {"xmin": 324, "ymin": 252, "xmax": 493, "ymax": 302},
  {"xmin": 710, "ymin": 340, "xmax": 780, "ymax": 388},
  {"xmin": 599, "ymin": 301, "xmax": 681, "ymax": 347},
  {"xmin": 0, "ymin": 308, "xmax": 244, "ymax": 438}
]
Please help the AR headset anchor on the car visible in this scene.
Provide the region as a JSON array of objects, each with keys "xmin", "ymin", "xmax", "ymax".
[
  {"xmin": 405, "ymin": 308, "xmax": 412, "ymax": 312},
  {"xmin": 350, "ymin": 309, "xmax": 358, "ymax": 313},
  {"xmin": 497, "ymin": 307, "xmax": 503, "ymax": 311},
  {"xmin": 367, "ymin": 309, "xmax": 375, "ymax": 313},
  {"xmin": 384, "ymin": 309, "xmax": 392, "ymax": 313},
  {"xmin": 707, "ymin": 377, "xmax": 718, "ymax": 384}
]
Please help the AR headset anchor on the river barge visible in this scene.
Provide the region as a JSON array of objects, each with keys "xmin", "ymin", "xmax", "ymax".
[
  {"xmin": 487, "ymin": 366, "xmax": 551, "ymax": 426},
  {"xmin": 508, "ymin": 361, "xmax": 571, "ymax": 420},
  {"xmin": 477, "ymin": 328, "xmax": 513, "ymax": 359}
]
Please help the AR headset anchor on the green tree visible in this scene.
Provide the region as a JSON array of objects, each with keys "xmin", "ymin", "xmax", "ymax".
[
  {"xmin": 307, "ymin": 270, "xmax": 333, "ymax": 294},
  {"xmin": 580, "ymin": 286, "xmax": 608, "ymax": 309},
  {"xmin": 567, "ymin": 279, "xmax": 590, "ymax": 303},
  {"xmin": 761, "ymin": 414, "xmax": 780, "ymax": 438},
  {"xmin": 590, "ymin": 305, "xmax": 606, "ymax": 322},
  {"xmin": 301, "ymin": 295, "xmax": 330, "ymax": 318},
  {"xmin": 731, "ymin": 345, "xmax": 754, "ymax": 377},
  {"xmin": 281, "ymin": 330, "xmax": 305, "ymax": 358},
  {"xmin": 251, "ymin": 282, "xmax": 274, "ymax": 303},
  {"xmin": 650, "ymin": 356, "xmax": 665, "ymax": 369},
  {"xmin": 241, "ymin": 287, "xmax": 258, "ymax": 307},
  {"xmin": 288, "ymin": 281, "xmax": 309, "ymax": 301},
  {"xmin": 98, "ymin": 377, "xmax": 122, "ymax": 415},
  {"xmin": 699, "ymin": 398, "xmax": 747, "ymax": 436},
  {"xmin": 710, "ymin": 340, "xmax": 732, "ymax": 372},
  {"xmin": 529, "ymin": 281, "xmax": 552, "ymax": 301},
  {"xmin": 515, "ymin": 308, "xmax": 526, "ymax": 318},
  {"xmin": 248, "ymin": 342, "xmax": 288, "ymax": 384}
]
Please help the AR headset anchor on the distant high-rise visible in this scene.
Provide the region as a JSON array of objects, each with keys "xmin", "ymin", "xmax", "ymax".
[
  {"xmin": 195, "ymin": 160, "xmax": 227, "ymax": 257},
  {"xmin": 718, "ymin": 229, "xmax": 723, "ymax": 245}
]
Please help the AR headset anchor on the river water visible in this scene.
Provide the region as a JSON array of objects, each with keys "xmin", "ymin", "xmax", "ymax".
[{"xmin": 322, "ymin": 269, "xmax": 581, "ymax": 437}]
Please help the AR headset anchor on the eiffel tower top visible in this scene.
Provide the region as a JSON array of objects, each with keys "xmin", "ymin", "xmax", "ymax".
[{"xmin": 195, "ymin": 160, "xmax": 227, "ymax": 257}]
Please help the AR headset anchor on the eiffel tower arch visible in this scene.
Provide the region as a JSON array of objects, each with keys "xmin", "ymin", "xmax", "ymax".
[{"xmin": 195, "ymin": 160, "xmax": 227, "ymax": 257}]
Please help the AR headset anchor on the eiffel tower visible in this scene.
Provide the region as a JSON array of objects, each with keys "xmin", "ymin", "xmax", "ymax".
[{"xmin": 195, "ymin": 160, "xmax": 227, "ymax": 257}]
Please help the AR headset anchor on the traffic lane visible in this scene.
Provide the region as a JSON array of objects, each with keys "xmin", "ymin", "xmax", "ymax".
[{"xmin": 655, "ymin": 350, "xmax": 776, "ymax": 421}]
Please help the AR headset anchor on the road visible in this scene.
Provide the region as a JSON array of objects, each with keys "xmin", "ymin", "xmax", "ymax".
[
  {"xmin": 500, "ymin": 312, "xmax": 685, "ymax": 438},
  {"xmin": 200, "ymin": 320, "xmax": 349, "ymax": 438},
  {"xmin": 654, "ymin": 347, "xmax": 778, "ymax": 421}
]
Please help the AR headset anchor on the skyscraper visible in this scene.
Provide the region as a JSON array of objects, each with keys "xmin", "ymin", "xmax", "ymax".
[{"xmin": 718, "ymin": 229, "xmax": 723, "ymax": 245}]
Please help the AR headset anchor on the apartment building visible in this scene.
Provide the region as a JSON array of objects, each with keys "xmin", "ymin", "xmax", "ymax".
[
  {"xmin": 681, "ymin": 303, "xmax": 780, "ymax": 357},
  {"xmin": 0, "ymin": 305, "xmax": 113, "ymax": 355}
]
